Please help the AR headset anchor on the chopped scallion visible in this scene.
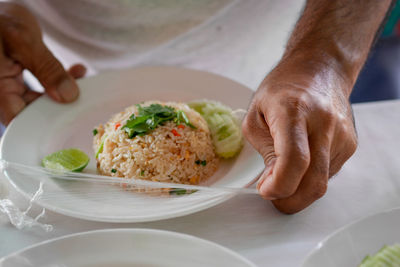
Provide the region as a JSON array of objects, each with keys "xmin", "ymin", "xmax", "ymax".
[
  {"xmin": 169, "ymin": 188, "xmax": 187, "ymax": 195},
  {"xmin": 195, "ymin": 160, "xmax": 207, "ymax": 166}
]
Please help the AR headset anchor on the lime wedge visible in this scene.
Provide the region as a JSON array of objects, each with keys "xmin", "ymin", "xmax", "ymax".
[{"xmin": 42, "ymin": 148, "xmax": 90, "ymax": 172}]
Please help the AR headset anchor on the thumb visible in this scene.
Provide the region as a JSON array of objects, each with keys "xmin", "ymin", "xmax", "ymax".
[
  {"xmin": 27, "ymin": 44, "xmax": 79, "ymax": 103},
  {"xmin": 0, "ymin": 3, "xmax": 78, "ymax": 102}
]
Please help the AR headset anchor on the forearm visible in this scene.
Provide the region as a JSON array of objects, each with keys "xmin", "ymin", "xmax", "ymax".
[{"xmin": 280, "ymin": 0, "xmax": 394, "ymax": 97}]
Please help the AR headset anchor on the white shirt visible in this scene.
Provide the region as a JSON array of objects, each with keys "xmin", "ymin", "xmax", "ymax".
[
  {"xmin": 21, "ymin": 1, "xmax": 235, "ymax": 67},
  {"xmin": 18, "ymin": 0, "xmax": 303, "ymax": 89}
]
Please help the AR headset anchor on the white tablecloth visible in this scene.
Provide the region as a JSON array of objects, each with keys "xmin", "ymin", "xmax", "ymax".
[
  {"xmin": 2, "ymin": 0, "xmax": 400, "ymax": 266},
  {"xmin": 2, "ymin": 100, "xmax": 400, "ymax": 267}
]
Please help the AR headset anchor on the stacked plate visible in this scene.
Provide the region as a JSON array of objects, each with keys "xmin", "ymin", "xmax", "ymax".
[
  {"xmin": 0, "ymin": 67, "xmax": 263, "ymax": 266},
  {"xmin": 0, "ymin": 229, "xmax": 256, "ymax": 267},
  {"xmin": 303, "ymin": 208, "xmax": 400, "ymax": 267},
  {"xmin": 0, "ymin": 66, "xmax": 263, "ymax": 223}
]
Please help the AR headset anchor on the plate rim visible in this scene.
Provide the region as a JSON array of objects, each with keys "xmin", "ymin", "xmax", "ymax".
[
  {"xmin": 0, "ymin": 228, "xmax": 257, "ymax": 267},
  {"xmin": 0, "ymin": 66, "xmax": 262, "ymax": 223},
  {"xmin": 302, "ymin": 206, "xmax": 400, "ymax": 266},
  {"xmin": 4, "ymin": 172, "xmax": 236, "ymax": 222}
]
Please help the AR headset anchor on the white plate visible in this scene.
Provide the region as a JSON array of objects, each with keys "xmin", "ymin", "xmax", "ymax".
[
  {"xmin": 0, "ymin": 66, "xmax": 264, "ymax": 222},
  {"xmin": 0, "ymin": 228, "xmax": 256, "ymax": 267},
  {"xmin": 303, "ymin": 207, "xmax": 400, "ymax": 267}
]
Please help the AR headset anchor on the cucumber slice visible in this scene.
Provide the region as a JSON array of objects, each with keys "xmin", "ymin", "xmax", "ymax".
[
  {"xmin": 188, "ymin": 100, "xmax": 232, "ymax": 116},
  {"xmin": 188, "ymin": 100, "xmax": 243, "ymax": 158},
  {"xmin": 359, "ymin": 244, "xmax": 400, "ymax": 267},
  {"xmin": 42, "ymin": 148, "xmax": 89, "ymax": 172}
]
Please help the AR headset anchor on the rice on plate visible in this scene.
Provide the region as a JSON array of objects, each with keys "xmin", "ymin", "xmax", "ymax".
[{"xmin": 93, "ymin": 101, "xmax": 219, "ymax": 185}]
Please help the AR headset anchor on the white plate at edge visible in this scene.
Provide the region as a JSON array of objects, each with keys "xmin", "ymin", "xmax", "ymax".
[
  {"xmin": 0, "ymin": 228, "xmax": 256, "ymax": 267},
  {"xmin": 0, "ymin": 66, "xmax": 264, "ymax": 222},
  {"xmin": 302, "ymin": 207, "xmax": 400, "ymax": 267}
]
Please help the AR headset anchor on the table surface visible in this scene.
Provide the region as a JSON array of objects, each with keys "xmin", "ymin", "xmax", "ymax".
[{"xmin": 2, "ymin": 1, "xmax": 400, "ymax": 266}]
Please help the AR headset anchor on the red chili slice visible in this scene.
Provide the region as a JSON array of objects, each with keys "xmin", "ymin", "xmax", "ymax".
[{"xmin": 171, "ymin": 129, "xmax": 181, "ymax": 137}]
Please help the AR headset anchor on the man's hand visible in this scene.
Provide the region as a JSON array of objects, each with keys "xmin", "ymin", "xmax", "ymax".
[
  {"xmin": 243, "ymin": 0, "xmax": 394, "ymax": 213},
  {"xmin": 243, "ymin": 61, "xmax": 357, "ymax": 214},
  {"xmin": 0, "ymin": 3, "xmax": 85, "ymax": 125}
]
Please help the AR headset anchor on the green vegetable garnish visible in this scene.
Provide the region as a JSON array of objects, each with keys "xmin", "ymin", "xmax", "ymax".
[
  {"xmin": 122, "ymin": 104, "xmax": 196, "ymax": 138},
  {"xmin": 169, "ymin": 188, "xmax": 187, "ymax": 195},
  {"xmin": 140, "ymin": 170, "xmax": 145, "ymax": 176},
  {"xmin": 169, "ymin": 188, "xmax": 198, "ymax": 195},
  {"xmin": 93, "ymin": 129, "xmax": 98, "ymax": 136},
  {"xmin": 195, "ymin": 160, "xmax": 207, "ymax": 166},
  {"xmin": 359, "ymin": 244, "xmax": 400, "ymax": 267},
  {"xmin": 95, "ymin": 134, "xmax": 107, "ymax": 158},
  {"xmin": 138, "ymin": 104, "xmax": 176, "ymax": 117},
  {"xmin": 188, "ymin": 100, "xmax": 243, "ymax": 158},
  {"xmin": 175, "ymin": 110, "xmax": 196, "ymax": 129},
  {"xmin": 111, "ymin": 168, "xmax": 117, "ymax": 173}
]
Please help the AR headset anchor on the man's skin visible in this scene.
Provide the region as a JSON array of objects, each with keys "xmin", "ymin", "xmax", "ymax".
[
  {"xmin": 0, "ymin": 3, "xmax": 85, "ymax": 125},
  {"xmin": 0, "ymin": 1, "xmax": 394, "ymax": 213},
  {"xmin": 243, "ymin": 0, "xmax": 394, "ymax": 213}
]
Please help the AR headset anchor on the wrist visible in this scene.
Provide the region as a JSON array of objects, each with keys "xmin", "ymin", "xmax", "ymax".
[
  {"xmin": 275, "ymin": 47, "xmax": 357, "ymax": 99},
  {"xmin": 260, "ymin": 53, "xmax": 354, "ymax": 121}
]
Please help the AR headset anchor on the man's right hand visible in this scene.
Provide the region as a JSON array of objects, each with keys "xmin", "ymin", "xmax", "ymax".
[{"xmin": 0, "ymin": 3, "xmax": 85, "ymax": 126}]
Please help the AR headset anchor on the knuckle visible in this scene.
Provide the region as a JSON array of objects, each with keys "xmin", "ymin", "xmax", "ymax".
[
  {"xmin": 311, "ymin": 181, "xmax": 327, "ymax": 199},
  {"xmin": 0, "ymin": 3, "xmax": 37, "ymax": 27},
  {"xmin": 313, "ymin": 156, "xmax": 329, "ymax": 178},
  {"xmin": 298, "ymin": 149, "xmax": 311, "ymax": 167},
  {"xmin": 0, "ymin": 7, "xmax": 25, "ymax": 33},
  {"xmin": 338, "ymin": 128, "xmax": 358, "ymax": 159},
  {"xmin": 329, "ymin": 138, "xmax": 357, "ymax": 177},
  {"xmin": 1, "ymin": 20, "xmax": 29, "ymax": 46},
  {"xmin": 261, "ymin": 151, "xmax": 276, "ymax": 167},
  {"xmin": 241, "ymin": 104, "xmax": 271, "ymax": 141},
  {"xmin": 1, "ymin": 19, "xmax": 22, "ymax": 35},
  {"xmin": 329, "ymin": 166, "xmax": 341, "ymax": 178},
  {"xmin": 280, "ymin": 92, "xmax": 335, "ymax": 128},
  {"xmin": 34, "ymin": 50, "xmax": 65, "ymax": 85},
  {"xmin": 340, "ymin": 138, "xmax": 358, "ymax": 163},
  {"xmin": 320, "ymin": 106, "xmax": 335, "ymax": 122},
  {"xmin": 0, "ymin": 22, "xmax": 34, "ymax": 60},
  {"xmin": 241, "ymin": 114, "xmax": 252, "ymax": 138},
  {"xmin": 287, "ymin": 146, "xmax": 310, "ymax": 170},
  {"xmin": 315, "ymin": 102, "xmax": 336, "ymax": 126},
  {"xmin": 0, "ymin": 3, "xmax": 42, "ymax": 55},
  {"xmin": 282, "ymin": 94, "xmax": 311, "ymax": 116},
  {"xmin": 329, "ymin": 153, "xmax": 344, "ymax": 177},
  {"xmin": 347, "ymin": 137, "xmax": 358, "ymax": 155}
]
